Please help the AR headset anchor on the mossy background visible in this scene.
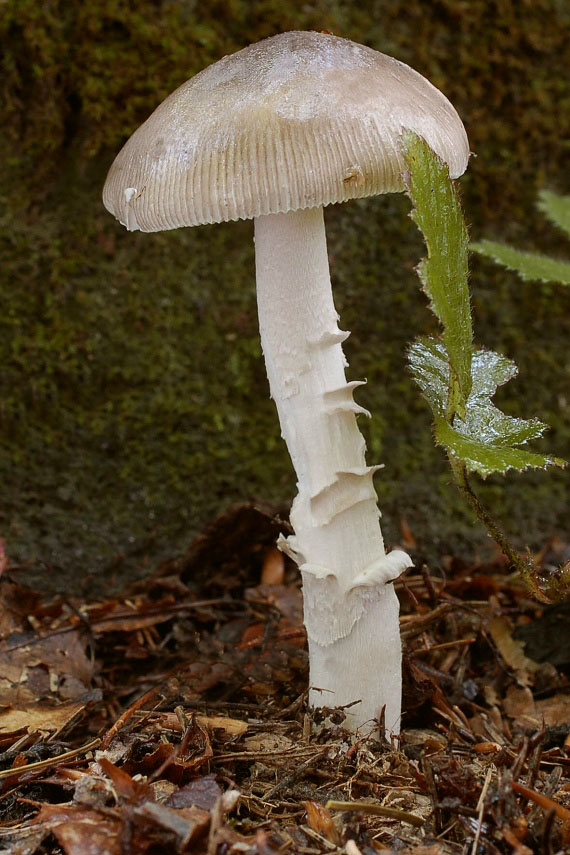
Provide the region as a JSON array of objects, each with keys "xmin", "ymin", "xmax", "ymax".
[{"xmin": 1, "ymin": 0, "xmax": 569, "ymax": 594}]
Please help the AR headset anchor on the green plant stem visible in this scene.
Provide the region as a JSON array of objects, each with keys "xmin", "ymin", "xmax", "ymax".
[
  {"xmin": 448, "ymin": 456, "xmax": 570, "ymax": 603},
  {"xmin": 448, "ymin": 456, "xmax": 532, "ymax": 575}
]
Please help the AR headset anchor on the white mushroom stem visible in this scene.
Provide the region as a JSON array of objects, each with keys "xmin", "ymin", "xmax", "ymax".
[{"xmin": 254, "ymin": 207, "xmax": 412, "ymax": 734}]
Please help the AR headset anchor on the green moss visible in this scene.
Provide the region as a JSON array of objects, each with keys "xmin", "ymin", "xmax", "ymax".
[{"xmin": 1, "ymin": 1, "xmax": 569, "ymax": 592}]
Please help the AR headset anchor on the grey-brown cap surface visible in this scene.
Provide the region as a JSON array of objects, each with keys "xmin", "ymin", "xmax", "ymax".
[{"xmin": 103, "ymin": 31, "xmax": 469, "ymax": 232}]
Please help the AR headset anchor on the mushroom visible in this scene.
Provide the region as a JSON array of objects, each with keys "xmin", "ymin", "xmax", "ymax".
[{"xmin": 103, "ymin": 31, "xmax": 469, "ymax": 733}]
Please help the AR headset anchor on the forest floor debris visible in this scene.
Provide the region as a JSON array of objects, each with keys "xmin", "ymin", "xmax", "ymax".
[{"xmin": 1, "ymin": 504, "xmax": 569, "ymax": 854}]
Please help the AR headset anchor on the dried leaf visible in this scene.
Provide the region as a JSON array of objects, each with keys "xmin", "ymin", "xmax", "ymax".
[
  {"xmin": 123, "ymin": 733, "xmax": 213, "ymax": 783},
  {"xmin": 165, "ymin": 774, "xmax": 222, "ymax": 810},
  {"xmin": 260, "ymin": 548, "xmax": 285, "ymax": 585},
  {"xmin": 0, "ymin": 581, "xmax": 42, "ymax": 639},
  {"xmin": 243, "ymin": 733, "xmax": 294, "ymax": 752},
  {"xmin": 245, "ymin": 584, "xmax": 304, "ymax": 626},
  {"xmin": 488, "ymin": 616, "xmax": 539, "ymax": 685},
  {"xmin": 158, "ymin": 711, "xmax": 248, "ymax": 737},
  {"xmin": 503, "ymin": 685, "xmax": 536, "ymax": 720},
  {"xmin": 0, "ymin": 627, "xmax": 93, "ymax": 705},
  {"xmin": 304, "ymin": 801, "xmax": 341, "ymax": 845},
  {"xmin": 98, "ymin": 757, "xmax": 153, "ymax": 802},
  {"xmin": 133, "ymin": 800, "xmax": 210, "ymax": 845},
  {"xmin": 536, "ymin": 694, "xmax": 570, "ymax": 727},
  {"xmin": 32, "ymin": 804, "xmax": 122, "ymax": 855},
  {"xmin": 0, "ymin": 699, "xmax": 94, "ymax": 736}
]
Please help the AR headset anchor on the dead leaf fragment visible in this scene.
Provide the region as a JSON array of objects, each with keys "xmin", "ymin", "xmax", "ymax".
[
  {"xmin": 243, "ymin": 732, "xmax": 294, "ymax": 752},
  {"xmin": 503, "ymin": 686, "xmax": 536, "ymax": 720},
  {"xmin": 133, "ymin": 800, "xmax": 210, "ymax": 846},
  {"xmin": 98, "ymin": 756, "xmax": 153, "ymax": 802},
  {"xmin": 32, "ymin": 803, "xmax": 122, "ymax": 855},
  {"xmin": 0, "ymin": 699, "xmax": 94, "ymax": 737},
  {"xmin": 261, "ymin": 548, "xmax": 285, "ymax": 585},
  {"xmin": 158, "ymin": 711, "xmax": 248, "ymax": 737},
  {"xmin": 0, "ymin": 580, "xmax": 41, "ymax": 638},
  {"xmin": 165, "ymin": 774, "xmax": 221, "ymax": 810},
  {"xmin": 488, "ymin": 616, "xmax": 539, "ymax": 686},
  {"xmin": 0, "ymin": 627, "xmax": 93, "ymax": 705},
  {"xmin": 536, "ymin": 693, "xmax": 570, "ymax": 727},
  {"xmin": 304, "ymin": 800, "xmax": 341, "ymax": 845}
]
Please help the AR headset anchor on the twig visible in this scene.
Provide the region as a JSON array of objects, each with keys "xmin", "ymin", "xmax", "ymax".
[
  {"xmin": 400, "ymin": 603, "xmax": 453, "ymax": 638},
  {"xmin": 100, "ymin": 686, "xmax": 161, "ymax": 749},
  {"xmin": 326, "ymin": 800, "xmax": 424, "ymax": 827},
  {"xmin": 207, "ymin": 795, "xmax": 224, "ymax": 855},
  {"xmin": 212, "ymin": 746, "xmax": 321, "ymax": 763},
  {"xmin": 273, "ymin": 691, "xmax": 308, "ymax": 721},
  {"xmin": 526, "ymin": 730, "xmax": 546, "ymax": 791},
  {"xmin": 511, "ymin": 736, "xmax": 530, "ymax": 783},
  {"xmin": 4, "ymin": 598, "xmax": 244, "ymax": 652},
  {"xmin": 512, "ymin": 779, "xmax": 570, "ymax": 821},
  {"xmin": 0, "ymin": 738, "xmax": 100, "ymax": 780},
  {"xmin": 264, "ymin": 750, "xmax": 328, "ymax": 800},
  {"xmin": 541, "ymin": 807, "xmax": 556, "ymax": 855},
  {"xmin": 421, "ymin": 563, "xmax": 440, "ymax": 608},
  {"xmin": 471, "ymin": 766, "xmax": 493, "ymax": 855},
  {"xmin": 411, "ymin": 637, "xmax": 476, "ymax": 656},
  {"xmin": 422, "ymin": 759, "xmax": 441, "ymax": 833}
]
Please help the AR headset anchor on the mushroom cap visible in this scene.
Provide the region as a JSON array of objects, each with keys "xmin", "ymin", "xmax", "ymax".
[{"xmin": 103, "ymin": 31, "xmax": 469, "ymax": 232}]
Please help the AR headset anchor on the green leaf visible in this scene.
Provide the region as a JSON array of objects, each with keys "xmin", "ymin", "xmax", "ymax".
[
  {"xmin": 456, "ymin": 347, "xmax": 547, "ymax": 448},
  {"xmin": 403, "ymin": 133, "xmax": 472, "ymax": 417},
  {"xmin": 537, "ymin": 189, "xmax": 570, "ymax": 239},
  {"xmin": 408, "ymin": 336, "xmax": 448, "ymax": 418},
  {"xmin": 471, "ymin": 240, "xmax": 570, "ymax": 285},
  {"xmin": 434, "ymin": 417, "xmax": 564, "ymax": 478},
  {"xmin": 410, "ymin": 338, "xmax": 549, "ymax": 455}
]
